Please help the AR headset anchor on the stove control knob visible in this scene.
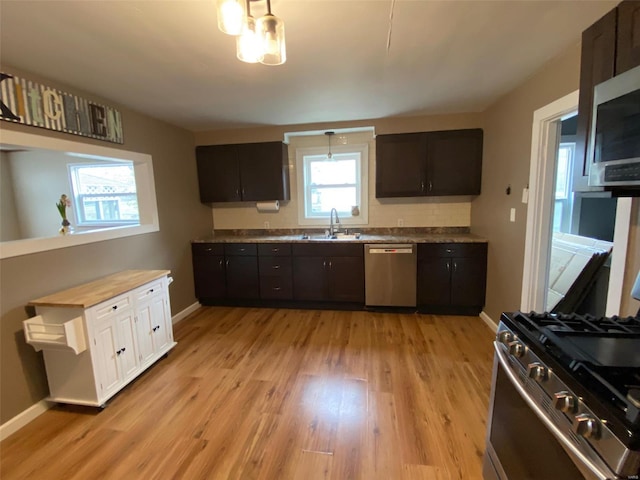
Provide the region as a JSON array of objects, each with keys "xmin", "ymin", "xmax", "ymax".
[
  {"xmin": 574, "ymin": 414, "xmax": 601, "ymax": 440},
  {"xmin": 497, "ymin": 331, "xmax": 513, "ymax": 345},
  {"xmin": 526, "ymin": 363, "xmax": 548, "ymax": 382},
  {"xmin": 553, "ymin": 391, "xmax": 576, "ymax": 413},
  {"xmin": 508, "ymin": 341, "xmax": 525, "ymax": 357}
]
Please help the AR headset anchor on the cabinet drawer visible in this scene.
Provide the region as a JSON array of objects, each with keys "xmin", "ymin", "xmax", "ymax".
[
  {"xmin": 260, "ymin": 276, "xmax": 293, "ymax": 300},
  {"xmin": 134, "ymin": 280, "xmax": 164, "ymax": 301},
  {"xmin": 93, "ymin": 293, "xmax": 133, "ymax": 321},
  {"xmin": 224, "ymin": 243, "xmax": 257, "ymax": 256},
  {"xmin": 258, "ymin": 243, "xmax": 292, "ymax": 257},
  {"xmin": 192, "ymin": 243, "xmax": 224, "ymax": 256},
  {"xmin": 418, "ymin": 243, "xmax": 486, "ymax": 259},
  {"xmin": 259, "ymin": 256, "xmax": 292, "ymax": 277},
  {"xmin": 292, "ymin": 243, "xmax": 363, "ymax": 257}
]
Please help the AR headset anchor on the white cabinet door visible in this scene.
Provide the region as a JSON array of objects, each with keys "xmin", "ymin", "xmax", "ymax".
[
  {"xmin": 135, "ymin": 298, "xmax": 156, "ymax": 366},
  {"xmin": 115, "ymin": 309, "xmax": 139, "ymax": 381},
  {"xmin": 150, "ymin": 294, "xmax": 171, "ymax": 352},
  {"xmin": 93, "ymin": 314, "xmax": 121, "ymax": 398}
]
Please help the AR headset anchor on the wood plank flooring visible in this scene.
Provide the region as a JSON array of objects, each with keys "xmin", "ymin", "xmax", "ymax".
[{"xmin": 1, "ymin": 307, "xmax": 495, "ymax": 480}]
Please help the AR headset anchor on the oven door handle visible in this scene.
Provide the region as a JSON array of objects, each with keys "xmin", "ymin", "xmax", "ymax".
[{"xmin": 493, "ymin": 342, "xmax": 614, "ymax": 480}]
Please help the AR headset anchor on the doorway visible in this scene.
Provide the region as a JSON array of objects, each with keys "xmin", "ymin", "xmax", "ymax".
[{"xmin": 521, "ymin": 90, "xmax": 632, "ymax": 316}]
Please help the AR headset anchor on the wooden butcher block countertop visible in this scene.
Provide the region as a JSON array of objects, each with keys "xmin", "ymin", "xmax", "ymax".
[{"xmin": 29, "ymin": 270, "xmax": 171, "ymax": 308}]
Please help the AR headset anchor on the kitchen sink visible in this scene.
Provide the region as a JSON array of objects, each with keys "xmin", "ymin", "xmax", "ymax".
[{"xmin": 301, "ymin": 233, "xmax": 361, "ymax": 240}]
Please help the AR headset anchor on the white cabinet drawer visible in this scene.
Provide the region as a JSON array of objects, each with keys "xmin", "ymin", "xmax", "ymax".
[
  {"xmin": 134, "ymin": 280, "xmax": 164, "ymax": 302},
  {"xmin": 93, "ymin": 293, "xmax": 133, "ymax": 321}
]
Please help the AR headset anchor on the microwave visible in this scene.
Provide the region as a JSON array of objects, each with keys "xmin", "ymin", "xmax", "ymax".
[{"xmin": 588, "ymin": 64, "xmax": 640, "ymax": 188}]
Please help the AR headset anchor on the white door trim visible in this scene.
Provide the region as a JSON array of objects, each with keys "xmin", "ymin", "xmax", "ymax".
[
  {"xmin": 521, "ymin": 90, "xmax": 579, "ymax": 312},
  {"xmin": 521, "ymin": 89, "xmax": 631, "ymax": 314}
]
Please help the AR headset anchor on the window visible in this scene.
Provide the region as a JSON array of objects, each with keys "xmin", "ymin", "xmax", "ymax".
[
  {"xmin": 552, "ymin": 142, "xmax": 575, "ymax": 233},
  {"xmin": 69, "ymin": 163, "xmax": 140, "ymax": 227},
  {"xmin": 296, "ymin": 143, "xmax": 368, "ymax": 226}
]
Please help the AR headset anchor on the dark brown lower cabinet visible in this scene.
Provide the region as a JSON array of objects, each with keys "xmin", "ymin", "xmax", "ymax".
[
  {"xmin": 292, "ymin": 244, "xmax": 364, "ymax": 303},
  {"xmin": 417, "ymin": 243, "xmax": 487, "ymax": 315},
  {"xmin": 258, "ymin": 243, "xmax": 293, "ymax": 300},
  {"xmin": 191, "ymin": 243, "xmax": 226, "ymax": 299},
  {"xmin": 224, "ymin": 243, "xmax": 259, "ymax": 300}
]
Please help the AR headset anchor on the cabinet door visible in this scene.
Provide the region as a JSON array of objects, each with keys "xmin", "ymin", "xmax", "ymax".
[
  {"xmin": 375, "ymin": 133, "xmax": 427, "ymax": 197},
  {"xmin": 328, "ymin": 256, "xmax": 364, "ymax": 302},
  {"xmin": 115, "ymin": 310, "xmax": 139, "ymax": 381},
  {"xmin": 238, "ymin": 142, "xmax": 290, "ymax": 201},
  {"xmin": 150, "ymin": 293, "xmax": 172, "ymax": 352},
  {"xmin": 426, "ymin": 129, "xmax": 483, "ymax": 195},
  {"xmin": 196, "ymin": 145, "xmax": 241, "ymax": 202},
  {"xmin": 225, "ymin": 256, "xmax": 260, "ymax": 299},
  {"xmin": 575, "ymin": 8, "xmax": 617, "ymax": 180},
  {"xmin": 616, "ymin": 1, "xmax": 640, "ymax": 75},
  {"xmin": 192, "ymin": 244, "xmax": 226, "ymax": 299},
  {"xmin": 135, "ymin": 299, "xmax": 157, "ymax": 365},
  {"xmin": 450, "ymin": 256, "xmax": 487, "ymax": 307},
  {"xmin": 417, "ymin": 258, "xmax": 451, "ymax": 306},
  {"xmin": 292, "ymin": 256, "xmax": 327, "ymax": 301},
  {"xmin": 93, "ymin": 315, "xmax": 122, "ymax": 397}
]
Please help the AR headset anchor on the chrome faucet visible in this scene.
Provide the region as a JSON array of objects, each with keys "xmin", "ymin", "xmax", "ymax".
[{"xmin": 329, "ymin": 208, "xmax": 341, "ymax": 237}]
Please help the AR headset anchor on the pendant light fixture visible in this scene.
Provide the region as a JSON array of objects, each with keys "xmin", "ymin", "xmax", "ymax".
[
  {"xmin": 256, "ymin": 0, "xmax": 286, "ymax": 65},
  {"xmin": 236, "ymin": 0, "xmax": 263, "ymax": 63},
  {"xmin": 216, "ymin": 0, "xmax": 246, "ymax": 36},
  {"xmin": 325, "ymin": 131, "xmax": 335, "ymax": 159},
  {"xmin": 216, "ymin": 0, "xmax": 286, "ymax": 66}
]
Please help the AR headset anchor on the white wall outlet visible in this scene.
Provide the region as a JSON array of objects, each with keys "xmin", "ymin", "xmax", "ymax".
[
  {"xmin": 397, "ymin": 218, "xmax": 404, "ymax": 227},
  {"xmin": 510, "ymin": 208, "xmax": 516, "ymax": 222},
  {"xmin": 263, "ymin": 221, "xmax": 270, "ymax": 229}
]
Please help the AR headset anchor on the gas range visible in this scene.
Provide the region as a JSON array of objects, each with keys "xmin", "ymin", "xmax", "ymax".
[{"xmin": 497, "ymin": 311, "xmax": 640, "ymax": 479}]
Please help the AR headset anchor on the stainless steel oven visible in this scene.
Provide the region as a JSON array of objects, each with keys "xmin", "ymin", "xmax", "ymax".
[{"xmin": 483, "ymin": 313, "xmax": 640, "ymax": 480}]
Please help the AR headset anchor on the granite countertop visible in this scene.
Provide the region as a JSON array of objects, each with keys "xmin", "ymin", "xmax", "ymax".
[{"xmin": 193, "ymin": 228, "xmax": 486, "ymax": 244}]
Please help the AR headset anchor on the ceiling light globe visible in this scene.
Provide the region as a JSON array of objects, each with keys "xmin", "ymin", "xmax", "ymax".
[
  {"xmin": 217, "ymin": 0, "xmax": 245, "ymax": 35},
  {"xmin": 256, "ymin": 14, "xmax": 286, "ymax": 65},
  {"xmin": 236, "ymin": 16, "xmax": 264, "ymax": 64}
]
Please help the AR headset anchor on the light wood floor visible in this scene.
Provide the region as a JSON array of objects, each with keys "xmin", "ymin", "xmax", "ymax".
[{"xmin": 1, "ymin": 307, "xmax": 495, "ymax": 480}]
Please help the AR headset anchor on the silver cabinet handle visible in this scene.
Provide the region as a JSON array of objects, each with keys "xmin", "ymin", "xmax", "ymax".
[
  {"xmin": 453, "ymin": 261, "xmax": 457, "ymax": 272},
  {"xmin": 446, "ymin": 260, "xmax": 450, "ymax": 272},
  {"xmin": 421, "ymin": 180, "xmax": 425, "ymax": 192},
  {"xmin": 272, "ymin": 248, "xmax": 279, "ymax": 253},
  {"xmin": 323, "ymin": 260, "xmax": 327, "ymax": 269},
  {"xmin": 445, "ymin": 248, "xmax": 454, "ymax": 254},
  {"xmin": 273, "ymin": 287, "xmax": 281, "ymax": 291},
  {"xmin": 429, "ymin": 181, "xmax": 433, "ymax": 192},
  {"xmin": 219, "ymin": 259, "xmax": 224, "ymax": 268},
  {"xmin": 272, "ymin": 265, "xmax": 280, "ymax": 269},
  {"xmin": 225, "ymin": 259, "xmax": 230, "ymax": 267},
  {"xmin": 204, "ymin": 247, "xmax": 213, "ymax": 252},
  {"xmin": 329, "ymin": 261, "xmax": 333, "ymax": 269}
]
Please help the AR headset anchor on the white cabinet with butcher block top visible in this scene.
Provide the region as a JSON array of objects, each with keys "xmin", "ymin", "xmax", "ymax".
[{"xmin": 25, "ymin": 270, "xmax": 176, "ymax": 407}]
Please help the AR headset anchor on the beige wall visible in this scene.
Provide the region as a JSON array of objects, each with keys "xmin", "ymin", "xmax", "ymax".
[
  {"xmin": 472, "ymin": 42, "xmax": 583, "ymax": 321},
  {"xmin": 195, "ymin": 113, "xmax": 483, "ymax": 230},
  {"xmin": 621, "ymin": 200, "xmax": 640, "ymax": 316},
  {"xmin": 0, "ymin": 66, "xmax": 213, "ymax": 423}
]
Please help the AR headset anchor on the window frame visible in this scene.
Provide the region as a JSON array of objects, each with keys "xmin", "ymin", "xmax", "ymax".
[
  {"xmin": 296, "ymin": 143, "xmax": 369, "ymax": 227},
  {"xmin": 68, "ymin": 163, "xmax": 140, "ymax": 228}
]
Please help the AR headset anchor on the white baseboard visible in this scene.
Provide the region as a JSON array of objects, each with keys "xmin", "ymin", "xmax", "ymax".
[
  {"xmin": 0, "ymin": 399, "xmax": 52, "ymax": 441},
  {"xmin": 172, "ymin": 301, "xmax": 201, "ymax": 325},
  {"xmin": 480, "ymin": 311, "xmax": 498, "ymax": 333}
]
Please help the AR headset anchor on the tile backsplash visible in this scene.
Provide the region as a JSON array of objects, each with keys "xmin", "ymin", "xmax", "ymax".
[{"xmin": 210, "ymin": 130, "xmax": 473, "ymax": 230}]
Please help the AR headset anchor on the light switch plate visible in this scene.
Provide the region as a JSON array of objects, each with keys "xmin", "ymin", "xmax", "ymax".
[
  {"xmin": 510, "ymin": 208, "xmax": 516, "ymax": 222},
  {"xmin": 522, "ymin": 187, "xmax": 529, "ymax": 204}
]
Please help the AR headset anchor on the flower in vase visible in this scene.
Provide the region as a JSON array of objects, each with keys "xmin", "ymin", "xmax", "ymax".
[{"xmin": 56, "ymin": 194, "xmax": 72, "ymax": 234}]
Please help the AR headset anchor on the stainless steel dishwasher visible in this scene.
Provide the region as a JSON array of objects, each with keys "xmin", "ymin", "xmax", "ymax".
[{"xmin": 364, "ymin": 244, "xmax": 417, "ymax": 307}]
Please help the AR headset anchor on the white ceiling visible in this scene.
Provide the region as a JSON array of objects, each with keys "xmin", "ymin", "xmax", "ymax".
[{"xmin": 0, "ymin": 0, "xmax": 617, "ymax": 132}]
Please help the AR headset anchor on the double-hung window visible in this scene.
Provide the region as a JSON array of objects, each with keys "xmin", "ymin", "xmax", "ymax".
[
  {"xmin": 296, "ymin": 143, "xmax": 368, "ymax": 226},
  {"xmin": 68, "ymin": 163, "xmax": 140, "ymax": 227}
]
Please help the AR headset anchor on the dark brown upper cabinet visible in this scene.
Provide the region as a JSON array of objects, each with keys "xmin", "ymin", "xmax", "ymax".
[
  {"xmin": 575, "ymin": 1, "xmax": 640, "ymax": 188},
  {"xmin": 196, "ymin": 141, "xmax": 290, "ymax": 203},
  {"xmin": 616, "ymin": 0, "xmax": 640, "ymax": 75},
  {"xmin": 375, "ymin": 128, "xmax": 483, "ymax": 198}
]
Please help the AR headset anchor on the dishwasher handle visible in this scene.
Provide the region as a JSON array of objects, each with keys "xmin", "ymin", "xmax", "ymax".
[{"xmin": 365, "ymin": 244, "xmax": 415, "ymax": 255}]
